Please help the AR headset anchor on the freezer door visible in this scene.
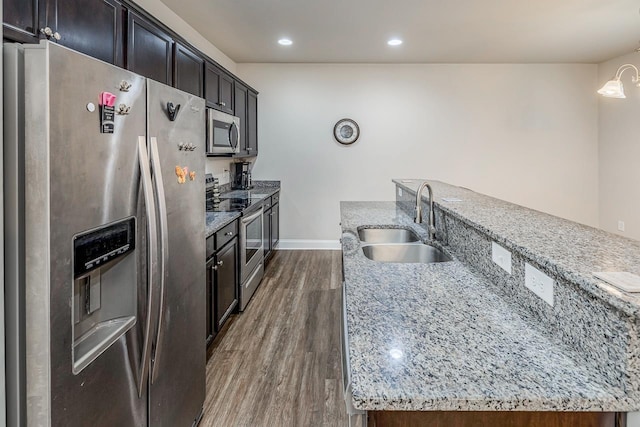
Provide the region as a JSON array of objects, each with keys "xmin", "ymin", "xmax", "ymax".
[
  {"xmin": 18, "ymin": 42, "xmax": 150, "ymax": 426},
  {"xmin": 146, "ymin": 79, "xmax": 206, "ymax": 427}
]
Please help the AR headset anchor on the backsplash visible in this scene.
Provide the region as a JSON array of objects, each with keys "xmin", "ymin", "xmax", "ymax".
[{"xmin": 205, "ymin": 158, "xmax": 232, "ymax": 185}]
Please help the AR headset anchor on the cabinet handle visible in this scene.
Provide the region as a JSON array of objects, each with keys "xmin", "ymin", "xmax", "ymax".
[
  {"xmin": 217, "ymin": 260, "xmax": 224, "ymax": 266},
  {"xmin": 40, "ymin": 27, "xmax": 61, "ymax": 41},
  {"xmin": 247, "ymin": 148, "xmax": 253, "ymax": 151},
  {"xmin": 212, "ymin": 265, "xmax": 218, "ymax": 271},
  {"xmin": 270, "ymin": 213, "xmax": 275, "ymax": 216},
  {"xmin": 224, "ymin": 231, "xmax": 233, "ymax": 236},
  {"xmin": 217, "ymin": 101, "xmax": 227, "ymax": 107},
  {"xmin": 264, "ymin": 204, "xmax": 270, "ymax": 208}
]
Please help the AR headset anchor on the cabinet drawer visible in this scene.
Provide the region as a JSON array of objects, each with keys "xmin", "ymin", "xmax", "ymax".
[
  {"xmin": 215, "ymin": 220, "xmax": 238, "ymax": 250},
  {"xmin": 271, "ymin": 192, "xmax": 280, "ymax": 205},
  {"xmin": 262, "ymin": 196, "xmax": 273, "ymax": 211}
]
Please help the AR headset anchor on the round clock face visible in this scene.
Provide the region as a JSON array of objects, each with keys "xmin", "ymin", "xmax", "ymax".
[{"xmin": 333, "ymin": 119, "xmax": 360, "ymax": 145}]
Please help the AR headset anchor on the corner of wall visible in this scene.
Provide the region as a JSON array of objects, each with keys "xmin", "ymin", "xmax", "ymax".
[
  {"xmin": 131, "ymin": 0, "xmax": 237, "ymax": 73},
  {"xmin": 597, "ymin": 51, "xmax": 640, "ymax": 240}
]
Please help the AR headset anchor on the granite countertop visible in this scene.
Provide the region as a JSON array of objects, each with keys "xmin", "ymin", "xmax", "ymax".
[
  {"xmin": 340, "ymin": 201, "xmax": 632, "ymax": 412},
  {"xmin": 206, "ymin": 212, "xmax": 241, "ymax": 238},
  {"xmin": 392, "ymin": 179, "xmax": 640, "ymax": 317},
  {"xmin": 205, "ymin": 180, "xmax": 281, "ymax": 238}
]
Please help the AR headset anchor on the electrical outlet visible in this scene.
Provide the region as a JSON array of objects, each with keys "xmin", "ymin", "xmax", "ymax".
[
  {"xmin": 618, "ymin": 221, "xmax": 625, "ymax": 232},
  {"xmin": 491, "ymin": 242, "xmax": 512, "ymax": 274},
  {"xmin": 398, "ymin": 187, "xmax": 403, "ymax": 197},
  {"xmin": 525, "ymin": 263, "xmax": 554, "ymax": 306}
]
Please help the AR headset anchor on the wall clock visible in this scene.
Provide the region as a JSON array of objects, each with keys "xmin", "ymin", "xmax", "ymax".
[{"xmin": 333, "ymin": 118, "xmax": 360, "ymax": 145}]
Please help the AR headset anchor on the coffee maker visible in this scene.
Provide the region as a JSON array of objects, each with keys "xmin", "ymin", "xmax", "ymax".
[{"xmin": 232, "ymin": 162, "xmax": 253, "ymax": 190}]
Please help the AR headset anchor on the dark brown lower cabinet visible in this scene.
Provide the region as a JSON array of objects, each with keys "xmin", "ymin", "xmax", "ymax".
[
  {"xmin": 214, "ymin": 237, "xmax": 238, "ymax": 330},
  {"xmin": 205, "ymin": 255, "xmax": 215, "ymax": 346},
  {"xmin": 263, "ymin": 194, "xmax": 280, "ymax": 263},
  {"xmin": 206, "ymin": 234, "xmax": 238, "ymax": 355},
  {"xmin": 367, "ymin": 410, "xmax": 623, "ymax": 427}
]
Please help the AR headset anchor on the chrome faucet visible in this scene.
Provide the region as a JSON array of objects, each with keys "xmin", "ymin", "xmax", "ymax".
[{"xmin": 415, "ymin": 181, "xmax": 436, "ymax": 240}]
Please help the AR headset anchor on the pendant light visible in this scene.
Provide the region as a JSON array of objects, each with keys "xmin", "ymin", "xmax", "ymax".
[{"xmin": 597, "ymin": 64, "xmax": 640, "ymax": 98}]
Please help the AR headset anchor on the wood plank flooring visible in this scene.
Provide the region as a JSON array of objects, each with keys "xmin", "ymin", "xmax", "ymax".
[{"xmin": 200, "ymin": 250, "xmax": 352, "ymax": 427}]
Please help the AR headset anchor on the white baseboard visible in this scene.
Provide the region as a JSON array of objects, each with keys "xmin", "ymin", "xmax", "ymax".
[{"xmin": 277, "ymin": 239, "xmax": 341, "ymax": 250}]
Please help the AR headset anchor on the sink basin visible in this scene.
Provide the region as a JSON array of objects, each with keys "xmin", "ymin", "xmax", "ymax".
[
  {"xmin": 362, "ymin": 244, "xmax": 452, "ymax": 264},
  {"xmin": 358, "ymin": 228, "xmax": 419, "ymax": 244}
]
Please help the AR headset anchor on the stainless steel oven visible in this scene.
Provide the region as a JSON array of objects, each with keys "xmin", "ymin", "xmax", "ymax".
[
  {"xmin": 239, "ymin": 207, "xmax": 264, "ymax": 311},
  {"xmin": 206, "ymin": 108, "xmax": 240, "ymax": 155}
]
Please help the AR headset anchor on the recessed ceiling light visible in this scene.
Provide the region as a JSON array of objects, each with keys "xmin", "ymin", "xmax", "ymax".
[
  {"xmin": 387, "ymin": 39, "xmax": 403, "ymax": 46},
  {"xmin": 278, "ymin": 38, "xmax": 293, "ymax": 46}
]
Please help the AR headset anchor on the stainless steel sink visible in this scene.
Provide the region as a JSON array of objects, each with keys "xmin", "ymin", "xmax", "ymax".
[
  {"xmin": 358, "ymin": 228, "xmax": 419, "ymax": 243},
  {"xmin": 362, "ymin": 244, "xmax": 452, "ymax": 264}
]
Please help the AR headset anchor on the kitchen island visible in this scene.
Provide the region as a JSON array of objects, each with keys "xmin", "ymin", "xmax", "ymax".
[{"xmin": 340, "ymin": 180, "xmax": 640, "ymax": 426}]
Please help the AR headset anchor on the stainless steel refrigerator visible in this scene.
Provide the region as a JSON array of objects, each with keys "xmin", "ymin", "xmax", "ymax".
[{"xmin": 4, "ymin": 41, "xmax": 206, "ymax": 426}]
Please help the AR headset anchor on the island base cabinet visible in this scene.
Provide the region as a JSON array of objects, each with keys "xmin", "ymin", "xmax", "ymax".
[{"xmin": 367, "ymin": 410, "xmax": 623, "ymax": 427}]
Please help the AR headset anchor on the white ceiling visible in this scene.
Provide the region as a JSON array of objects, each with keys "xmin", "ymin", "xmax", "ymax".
[{"xmin": 160, "ymin": 0, "xmax": 640, "ymax": 63}]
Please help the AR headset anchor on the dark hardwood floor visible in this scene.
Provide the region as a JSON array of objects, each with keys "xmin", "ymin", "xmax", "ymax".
[{"xmin": 201, "ymin": 250, "xmax": 353, "ymax": 426}]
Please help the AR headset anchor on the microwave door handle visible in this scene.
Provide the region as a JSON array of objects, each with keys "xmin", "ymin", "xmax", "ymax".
[
  {"xmin": 230, "ymin": 122, "xmax": 239, "ymax": 151},
  {"xmin": 136, "ymin": 136, "xmax": 158, "ymax": 397},
  {"xmin": 149, "ymin": 136, "xmax": 169, "ymax": 384}
]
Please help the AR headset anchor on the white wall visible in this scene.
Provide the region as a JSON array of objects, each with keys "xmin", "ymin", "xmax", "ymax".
[
  {"xmin": 598, "ymin": 52, "xmax": 640, "ymax": 241},
  {"xmin": 237, "ymin": 63, "xmax": 600, "ymax": 245}
]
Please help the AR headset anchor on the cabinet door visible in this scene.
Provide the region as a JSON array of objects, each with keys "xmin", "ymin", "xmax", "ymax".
[
  {"xmin": 126, "ymin": 11, "xmax": 173, "ymax": 85},
  {"xmin": 205, "ymin": 61, "xmax": 234, "ymax": 113},
  {"xmin": 204, "ymin": 62, "xmax": 221, "ymax": 109},
  {"xmin": 262, "ymin": 208, "xmax": 272, "ymax": 259},
  {"xmin": 247, "ymin": 90, "xmax": 258, "ymax": 156},
  {"xmin": 270, "ymin": 203, "xmax": 279, "ymax": 251},
  {"xmin": 53, "ymin": 0, "xmax": 124, "ymax": 67},
  {"xmin": 3, "ymin": 0, "xmax": 40, "ymax": 43},
  {"xmin": 214, "ymin": 239, "xmax": 238, "ymax": 330},
  {"xmin": 206, "ymin": 257, "xmax": 215, "ymax": 346},
  {"xmin": 174, "ymin": 42, "xmax": 203, "ymax": 97},
  {"xmin": 234, "ymin": 82, "xmax": 248, "ymax": 155},
  {"xmin": 219, "ymin": 73, "xmax": 234, "ymax": 114}
]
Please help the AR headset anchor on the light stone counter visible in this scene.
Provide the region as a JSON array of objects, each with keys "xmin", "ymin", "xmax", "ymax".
[{"xmin": 340, "ymin": 181, "xmax": 640, "ymax": 412}]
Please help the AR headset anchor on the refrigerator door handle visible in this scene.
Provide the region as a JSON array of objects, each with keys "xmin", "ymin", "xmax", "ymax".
[
  {"xmin": 137, "ymin": 136, "xmax": 159, "ymax": 397},
  {"xmin": 149, "ymin": 136, "xmax": 169, "ymax": 384}
]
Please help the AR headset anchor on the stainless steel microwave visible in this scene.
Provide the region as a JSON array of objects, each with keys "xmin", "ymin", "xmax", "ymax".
[{"xmin": 206, "ymin": 108, "xmax": 240, "ymax": 155}]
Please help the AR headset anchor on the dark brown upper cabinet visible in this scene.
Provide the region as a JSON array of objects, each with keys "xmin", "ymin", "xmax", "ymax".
[
  {"xmin": 4, "ymin": 0, "xmax": 124, "ymax": 67},
  {"xmin": 126, "ymin": 11, "xmax": 173, "ymax": 85},
  {"xmin": 234, "ymin": 82, "xmax": 248, "ymax": 155},
  {"xmin": 247, "ymin": 90, "xmax": 258, "ymax": 156},
  {"xmin": 3, "ymin": 0, "xmax": 40, "ymax": 43},
  {"xmin": 4, "ymin": 0, "xmax": 260, "ymax": 157},
  {"xmin": 174, "ymin": 42, "xmax": 204, "ymax": 97},
  {"xmin": 55, "ymin": 0, "xmax": 124, "ymax": 67},
  {"xmin": 205, "ymin": 61, "xmax": 234, "ymax": 114}
]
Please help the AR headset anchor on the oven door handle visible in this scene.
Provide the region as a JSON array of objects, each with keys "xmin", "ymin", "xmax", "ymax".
[{"xmin": 241, "ymin": 207, "xmax": 263, "ymax": 225}]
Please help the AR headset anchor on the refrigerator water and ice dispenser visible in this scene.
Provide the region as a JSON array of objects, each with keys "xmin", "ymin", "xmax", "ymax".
[{"xmin": 72, "ymin": 217, "xmax": 137, "ymax": 374}]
